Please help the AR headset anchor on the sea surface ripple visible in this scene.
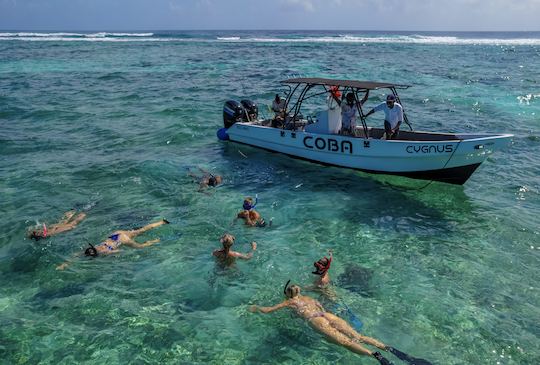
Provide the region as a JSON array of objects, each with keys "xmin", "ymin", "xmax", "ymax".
[{"xmin": 0, "ymin": 30, "xmax": 539, "ymax": 364}]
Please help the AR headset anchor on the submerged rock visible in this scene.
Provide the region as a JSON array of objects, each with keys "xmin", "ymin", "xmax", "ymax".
[{"xmin": 336, "ymin": 264, "xmax": 374, "ymax": 297}]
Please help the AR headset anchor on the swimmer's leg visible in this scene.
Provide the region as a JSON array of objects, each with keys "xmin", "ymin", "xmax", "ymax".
[
  {"xmin": 124, "ymin": 238, "xmax": 160, "ymax": 248},
  {"xmin": 310, "ymin": 318, "xmax": 373, "ymax": 356},
  {"xmin": 127, "ymin": 219, "xmax": 168, "ymax": 238},
  {"xmin": 60, "ymin": 210, "xmax": 77, "ymax": 223},
  {"xmin": 68, "ymin": 212, "xmax": 86, "ymax": 227},
  {"xmin": 324, "ymin": 313, "xmax": 388, "ymax": 350}
]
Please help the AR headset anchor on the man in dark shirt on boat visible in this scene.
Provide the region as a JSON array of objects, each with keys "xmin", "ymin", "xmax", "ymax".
[{"xmin": 365, "ymin": 95, "xmax": 403, "ymax": 139}]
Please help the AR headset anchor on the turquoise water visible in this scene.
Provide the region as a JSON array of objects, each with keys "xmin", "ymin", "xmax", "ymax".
[{"xmin": 0, "ymin": 31, "xmax": 539, "ymax": 364}]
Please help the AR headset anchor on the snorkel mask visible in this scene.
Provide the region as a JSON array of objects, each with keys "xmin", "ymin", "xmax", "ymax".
[
  {"xmin": 243, "ymin": 194, "xmax": 258, "ymax": 211},
  {"xmin": 84, "ymin": 244, "xmax": 98, "ymax": 257},
  {"xmin": 312, "ymin": 255, "xmax": 332, "ymax": 276},
  {"xmin": 30, "ymin": 223, "xmax": 47, "ymax": 241}
]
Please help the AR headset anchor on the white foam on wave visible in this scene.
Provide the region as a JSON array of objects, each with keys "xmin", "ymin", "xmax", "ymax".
[
  {"xmin": 0, "ymin": 32, "xmax": 154, "ymax": 38},
  {"xmin": 217, "ymin": 36, "xmax": 241, "ymax": 41},
  {"xmin": 86, "ymin": 32, "xmax": 154, "ymax": 37},
  {"xmin": 0, "ymin": 33, "xmax": 539, "ymax": 45},
  {"xmin": 239, "ymin": 35, "xmax": 540, "ymax": 46},
  {"xmin": 0, "ymin": 37, "xmax": 163, "ymax": 42}
]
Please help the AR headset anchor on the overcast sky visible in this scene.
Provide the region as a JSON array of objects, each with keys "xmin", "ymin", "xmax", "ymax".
[{"xmin": 1, "ymin": 0, "xmax": 539, "ymax": 31}]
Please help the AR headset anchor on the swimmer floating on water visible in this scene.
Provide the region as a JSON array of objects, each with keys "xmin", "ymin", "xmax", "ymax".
[
  {"xmin": 251, "ymin": 282, "xmax": 433, "ymax": 365},
  {"xmin": 28, "ymin": 210, "xmax": 86, "ymax": 241},
  {"xmin": 250, "ymin": 281, "xmax": 392, "ymax": 363},
  {"xmin": 212, "ymin": 233, "xmax": 257, "ymax": 261},
  {"xmin": 56, "ymin": 218, "xmax": 169, "ymax": 270},
  {"xmin": 237, "ymin": 195, "xmax": 267, "ymax": 227},
  {"xmin": 188, "ymin": 167, "xmax": 222, "ymax": 191}
]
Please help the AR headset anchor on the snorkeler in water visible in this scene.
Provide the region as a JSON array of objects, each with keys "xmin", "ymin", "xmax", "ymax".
[
  {"xmin": 56, "ymin": 218, "xmax": 169, "ymax": 270},
  {"xmin": 252, "ymin": 281, "xmax": 434, "ymax": 365},
  {"xmin": 250, "ymin": 281, "xmax": 393, "ymax": 364},
  {"xmin": 28, "ymin": 210, "xmax": 87, "ymax": 241},
  {"xmin": 237, "ymin": 195, "xmax": 267, "ymax": 227},
  {"xmin": 188, "ymin": 167, "xmax": 222, "ymax": 191},
  {"xmin": 212, "ymin": 233, "xmax": 257, "ymax": 261},
  {"xmin": 313, "ymin": 250, "xmax": 333, "ymax": 288},
  {"xmin": 305, "ymin": 250, "xmax": 339, "ymax": 299}
]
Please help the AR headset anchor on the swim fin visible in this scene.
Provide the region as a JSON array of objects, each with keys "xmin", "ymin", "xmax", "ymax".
[
  {"xmin": 388, "ymin": 347, "xmax": 433, "ymax": 365},
  {"xmin": 373, "ymin": 351, "xmax": 394, "ymax": 365}
]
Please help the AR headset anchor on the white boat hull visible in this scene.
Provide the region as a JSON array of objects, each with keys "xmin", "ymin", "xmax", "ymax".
[{"xmin": 223, "ymin": 123, "xmax": 513, "ymax": 185}]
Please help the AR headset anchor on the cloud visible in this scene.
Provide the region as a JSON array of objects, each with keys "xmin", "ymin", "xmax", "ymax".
[{"xmin": 280, "ymin": 0, "xmax": 315, "ymax": 12}]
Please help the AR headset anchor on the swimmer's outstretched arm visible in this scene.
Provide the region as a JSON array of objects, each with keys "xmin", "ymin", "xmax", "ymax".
[
  {"xmin": 56, "ymin": 252, "xmax": 82, "ymax": 271},
  {"xmin": 230, "ymin": 242, "xmax": 257, "ymax": 260},
  {"xmin": 250, "ymin": 301, "xmax": 289, "ymax": 314},
  {"xmin": 56, "ymin": 261, "xmax": 72, "ymax": 271}
]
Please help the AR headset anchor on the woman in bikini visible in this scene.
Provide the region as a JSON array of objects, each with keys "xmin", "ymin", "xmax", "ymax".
[
  {"xmin": 56, "ymin": 218, "xmax": 169, "ymax": 270},
  {"xmin": 250, "ymin": 282, "xmax": 393, "ymax": 364},
  {"xmin": 28, "ymin": 210, "xmax": 86, "ymax": 241}
]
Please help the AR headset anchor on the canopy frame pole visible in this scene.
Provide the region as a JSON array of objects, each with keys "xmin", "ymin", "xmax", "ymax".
[
  {"xmin": 289, "ymin": 83, "xmax": 313, "ymax": 130},
  {"xmin": 284, "ymin": 83, "xmax": 297, "ymax": 113},
  {"xmin": 390, "ymin": 87, "xmax": 413, "ymax": 131},
  {"xmin": 354, "ymin": 88, "xmax": 369, "ymax": 139}
]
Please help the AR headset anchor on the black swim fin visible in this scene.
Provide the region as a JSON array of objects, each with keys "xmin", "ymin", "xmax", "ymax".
[
  {"xmin": 388, "ymin": 347, "xmax": 434, "ymax": 365},
  {"xmin": 373, "ymin": 351, "xmax": 394, "ymax": 365}
]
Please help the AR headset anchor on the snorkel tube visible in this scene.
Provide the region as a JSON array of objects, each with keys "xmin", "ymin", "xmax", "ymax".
[
  {"xmin": 243, "ymin": 194, "xmax": 258, "ymax": 211},
  {"xmin": 283, "ymin": 279, "xmax": 291, "ymax": 297}
]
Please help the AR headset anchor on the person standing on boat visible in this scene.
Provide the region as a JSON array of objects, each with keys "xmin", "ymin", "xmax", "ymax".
[
  {"xmin": 365, "ymin": 95, "xmax": 403, "ymax": 140},
  {"xmin": 341, "ymin": 91, "xmax": 369, "ymax": 136},
  {"xmin": 271, "ymin": 94, "xmax": 286, "ymax": 127}
]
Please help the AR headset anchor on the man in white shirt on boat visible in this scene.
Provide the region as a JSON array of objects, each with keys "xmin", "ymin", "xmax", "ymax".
[
  {"xmin": 365, "ymin": 94, "xmax": 403, "ymax": 140},
  {"xmin": 341, "ymin": 91, "xmax": 369, "ymax": 136},
  {"xmin": 271, "ymin": 94, "xmax": 287, "ymax": 128}
]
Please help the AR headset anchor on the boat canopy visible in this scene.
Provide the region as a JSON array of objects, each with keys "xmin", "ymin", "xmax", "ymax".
[{"xmin": 280, "ymin": 78, "xmax": 410, "ymax": 90}]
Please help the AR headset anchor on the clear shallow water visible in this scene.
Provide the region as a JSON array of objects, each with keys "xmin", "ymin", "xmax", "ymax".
[{"xmin": 0, "ymin": 31, "xmax": 539, "ymax": 364}]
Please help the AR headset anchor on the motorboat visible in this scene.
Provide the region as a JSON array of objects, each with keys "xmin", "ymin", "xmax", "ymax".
[{"xmin": 217, "ymin": 78, "xmax": 513, "ymax": 185}]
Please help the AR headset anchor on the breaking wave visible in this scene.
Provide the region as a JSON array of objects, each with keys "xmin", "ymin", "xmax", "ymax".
[
  {"xmin": 1, "ymin": 32, "xmax": 540, "ymax": 45},
  {"xmin": 216, "ymin": 34, "xmax": 540, "ymax": 46}
]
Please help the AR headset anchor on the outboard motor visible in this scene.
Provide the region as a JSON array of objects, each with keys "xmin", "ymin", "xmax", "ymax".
[
  {"xmin": 241, "ymin": 100, "xmax": 258, "ymax": 122},
  {"xmin": 223, "ymin": 100, "xmax": 245, "ymax": 128}
]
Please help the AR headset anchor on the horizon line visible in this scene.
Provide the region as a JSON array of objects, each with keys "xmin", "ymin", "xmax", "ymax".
[{"xmin": 2, "ymin": 29, "xmax": 540, "ymax": 33}]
